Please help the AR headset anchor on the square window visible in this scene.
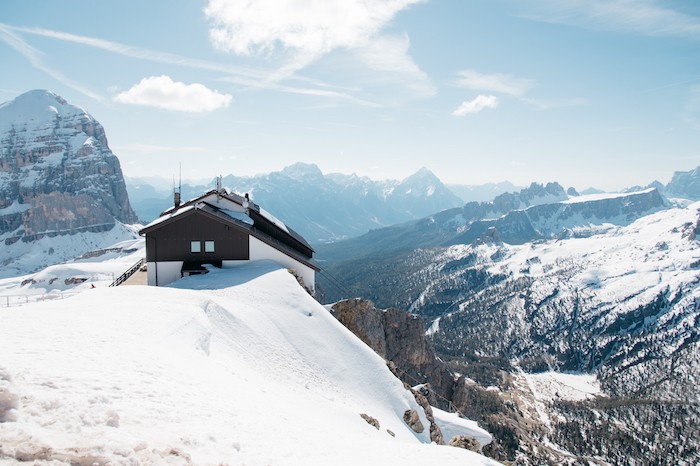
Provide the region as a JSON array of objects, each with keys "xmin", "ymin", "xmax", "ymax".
[
  {"xmin": 190, "ymin": 241, "xmax": 201, "ymax": 253},
  {"xmin": 205, "ymin": 240, "xmax": 215, "ymax": 253}
]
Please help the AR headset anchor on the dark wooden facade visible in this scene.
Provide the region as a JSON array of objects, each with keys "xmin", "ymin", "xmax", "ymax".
[{"xmin": 144, "ymin": 208, "xmax": 250, "ymax": 264}]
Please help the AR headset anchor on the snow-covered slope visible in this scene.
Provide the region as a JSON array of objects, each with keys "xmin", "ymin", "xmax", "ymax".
[
  {"xmin": 0, "ymin": 234, "xmax": 144, "ymax": 304},
  {"xmin": 0, "ymin": 222, "xmax": 142, "ymax": 280},
  {"xmin": 0, "ymin": 262, "xmax": 498, "ymax": 465},
  {"xmin": 319, "ymin": 197, "xmax": 700, "ymax": 463}
]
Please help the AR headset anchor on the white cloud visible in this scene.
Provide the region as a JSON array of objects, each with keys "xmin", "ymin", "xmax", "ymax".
[
  {"xmin": 355, "ymin": 34, "xmax": 435, "ymax": 97},
  {"xmin": 204, "ymin": 0, "xmax": 425, "ymax": 76},
  {"xmin": 519, "ymin": 0, "xmax": 700, "ymax": 39},
  {"xmin": 455, "ymin": 70, "xmax": 534, "ymax": 96},
  {"xmin": 452, "ymin": 95, "xmax": 499, "ymax": 116},
  {"xmin": 113, "ymin": 76, "xmax": 232, "ymax": 113}
]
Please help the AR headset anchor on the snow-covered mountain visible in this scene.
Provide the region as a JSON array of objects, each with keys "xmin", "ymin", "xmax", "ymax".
[
  {"xmin": 316, "ymin": 183, "xmax": 667, "ymax": 264},
  {"xmin": 0, "ymin": 261, "xmax": 499, "ymax": 466},
  {"xmin": 126, "ymin": 163, "xmax": 465, "ymax": 243},
  {"xmin": 665, "ymin": 165, "xmax": 700, "ymax": 200},
  {"xmin": 318, "ymin": 186, "xmax": 700, "ymax": 464},
  {"xmin": 0, "ymin": 90, "xmax": 138, "ymax": 278},
  {"xmin": 447, "ymin": 181, "xmax": 524, "ymax": 203}
]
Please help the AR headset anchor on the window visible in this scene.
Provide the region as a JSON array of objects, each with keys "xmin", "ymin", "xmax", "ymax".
[
  {"xmin": 205, "ymin": 240, "xmax": 215, "ymax": 253},
  {"xmin": 190, "ymin": 241, "xmax": 201, "ymax": 253}
]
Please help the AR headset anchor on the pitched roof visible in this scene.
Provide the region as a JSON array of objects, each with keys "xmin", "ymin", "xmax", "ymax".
[
  {"xmin": 139, "ymin": 192, "xmax": 318, "ymax": 271},
  {"xmin": 159, "ymin": 189, "xmax": 314, "ymax": 253}
]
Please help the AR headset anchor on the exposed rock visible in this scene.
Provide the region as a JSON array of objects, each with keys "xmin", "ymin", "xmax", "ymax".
[
  {"xmin": 449, "ymin": 435, "xmax": 481, "ymax": 452},
  {"xmin": 64, "ymin": 277, "xmax": 88, "ymax": 285},
  {"xmin": 330, "ymin": 298, "xmax": 455, "ymax": 406},
  {"xmin": 403, "ymin": 409, "xmax": 424, "ymax": 433},
  {"xmin": 411, "ymin": 385, "xmax": 444, "ymax": 445},
  {"xmin": 360, "ymin": 413, "xmax": 380, "ymax": 430},
  {"xmin": 386, "ymin": 429, "xmax": 395, "ymax": 437},
  {"xmin": 0, "ymin": 90, "xmax": 138, "ymax": 273},
  {"xmin": 666, "ymin": 165, "xmax": 700, "ymax": 200}
]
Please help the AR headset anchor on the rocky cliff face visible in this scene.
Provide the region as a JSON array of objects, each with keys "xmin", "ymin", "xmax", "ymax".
[
  {"xmin": 0, "ymin": 90, "xmax": 138, "ymax": 276},
  {"xmin": 0, "ymin": 90, "xmax": 137, "ymax": 243},
  {"xmin": 330, "ymin": 298, "xmax": 455, "ymax": 404},
  {"xmin": 665, "ymin": 165, "xmax": 700, "ymax": 200}
]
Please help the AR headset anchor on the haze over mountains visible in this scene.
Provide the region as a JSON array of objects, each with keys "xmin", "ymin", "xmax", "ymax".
[
  {"xmin": 128, "ymin": 163, "xmax": 700, "ymax": 249},
  {"xmin": 128, "ymin": 163, "xmax": 470, "ymax": 244}
]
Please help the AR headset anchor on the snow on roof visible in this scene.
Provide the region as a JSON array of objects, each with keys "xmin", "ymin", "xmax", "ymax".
[
  {"xmin": 220, "ymin": 208, "xmax": 253, "ymax": 225},
  {"xmin": 0, "ymin": 262, "xmax": 498, "ymax": 465},
  {"xmin": 140, "ymin": 204, "xmax": 195, "ymax": 230},
  {"xmin": 259, "ymin": 206, "xmax": 290, "ymax": 233}
]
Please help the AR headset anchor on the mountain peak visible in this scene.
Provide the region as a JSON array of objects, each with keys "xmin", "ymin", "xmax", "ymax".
[
  {"xmin": 279, "ymin": 162, "xmax": 323, "ymax": 179},
  {"xmin": 0, "ymin": 89, "xmax": 87, "ymax": 131},
  {"xmin": 405, "ymin": 166, "xmax": 439, "ymax": 182}
]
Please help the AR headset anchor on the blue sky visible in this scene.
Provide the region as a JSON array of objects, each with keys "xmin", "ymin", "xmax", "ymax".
[{"xmin": 1, "ymin": 0, "xmax": 699, "ymax": 190}]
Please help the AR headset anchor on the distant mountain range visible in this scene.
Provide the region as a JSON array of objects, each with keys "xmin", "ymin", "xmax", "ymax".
[
  {"xmin": 127, "ymin": 163, "xmax": 470, "ymax": 244},
  {"xmin": 316, "ymin": 177, "xmax": 700, "ymax": 464}
]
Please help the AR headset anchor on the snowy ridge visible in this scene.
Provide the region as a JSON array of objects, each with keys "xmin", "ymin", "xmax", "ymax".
[
  {"xmin": 424, "ymin": 201, "xmax": 700, "ymax": 403},
  {"xmin": 0, "ymin": 262, "xmax": 498, "ymax": 465},
  {"xmin": 0, "ymin": 222, "xmax": 142, "ymax": 280}
]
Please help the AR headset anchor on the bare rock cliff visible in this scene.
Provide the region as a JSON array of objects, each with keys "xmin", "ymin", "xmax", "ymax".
[
  {"xmin": 0, "ymin": 90, "xmax": 137, "ymax": 244},
  {"xmin": 330, "ymin": 298, "xmax": 455, "ymax": 405}
]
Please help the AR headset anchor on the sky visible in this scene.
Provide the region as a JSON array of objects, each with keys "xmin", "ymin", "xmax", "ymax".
[{"xmin": 1, "ymin": 0, "xmax": 699, "ymax": 191}]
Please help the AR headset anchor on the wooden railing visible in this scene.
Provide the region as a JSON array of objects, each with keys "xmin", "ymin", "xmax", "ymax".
[{"xmin": 109, "ymin": 258, "xmax": 145, "ymax": 287}]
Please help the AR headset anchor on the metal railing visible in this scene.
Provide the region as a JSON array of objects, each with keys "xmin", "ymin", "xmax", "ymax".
[
  {"xmin": 109, "ymin": 258, "xmax": 146, "ymax": 287},
  {"xmin": 1, "ymin": 291, "xmax": 73, "ymax": 308}
]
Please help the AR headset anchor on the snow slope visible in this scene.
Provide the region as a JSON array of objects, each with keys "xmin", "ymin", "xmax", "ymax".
[
  {"xmin": 0, "ymin": 222, "xmax": 142, "ymax": 280},
  {"xmin": 0, "ymin": 261, "xmax": 498, "ymax": 465},
  {"xmin": 0, "ymin": 234, "xmax": 144, "ymax": 303}
]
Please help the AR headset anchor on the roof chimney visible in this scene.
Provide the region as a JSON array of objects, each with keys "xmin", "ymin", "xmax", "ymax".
[
  {"xmin": 174, "ymin": 186, "xmax": 181, "ymax": 208},
  {"xmin": 174, "ymin": 163, "xmax": 182, "ymax": 208}
]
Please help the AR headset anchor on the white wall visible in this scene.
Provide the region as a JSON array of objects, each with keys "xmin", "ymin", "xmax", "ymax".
[
  {"xmin": 146, "ymin": 261, "xmax": 183, "ymax": 287},
  {"xmin": 148, "ymin": 237, "xmax": 315, "ymax": 291},
  {"xmin": 248, "ymin": 237, "xmax": 315, "ymax": 290}
]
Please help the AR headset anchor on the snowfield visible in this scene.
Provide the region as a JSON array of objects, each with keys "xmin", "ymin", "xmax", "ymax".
[{"xmin": 0, "ymin": 261, "xmax": 498, "ymax": 465}]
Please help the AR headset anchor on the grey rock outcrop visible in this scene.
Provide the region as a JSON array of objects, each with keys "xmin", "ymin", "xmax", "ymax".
[
  {"xmin": 0, "ymin": 90, "xmax": 137, "ymax": 245},
  {"xmin": 330, "ymin": 298, "xmax": 455, "ymax": 405},
  {"xmin": 449, "ymin": 435, "xmax": 481, "ymax": 452},
  {"xmin": 403, "ymin": 409, "xmax": 424, "ymax": 433},
  {"xmin": 360, "ymin": 413, "xmax": 380, "ymax": 430}
]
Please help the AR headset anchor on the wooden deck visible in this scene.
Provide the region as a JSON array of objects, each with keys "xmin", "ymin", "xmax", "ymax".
[{"xmin": 120, "ymin": 270, "xmax": 148, "ymax": 286}]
